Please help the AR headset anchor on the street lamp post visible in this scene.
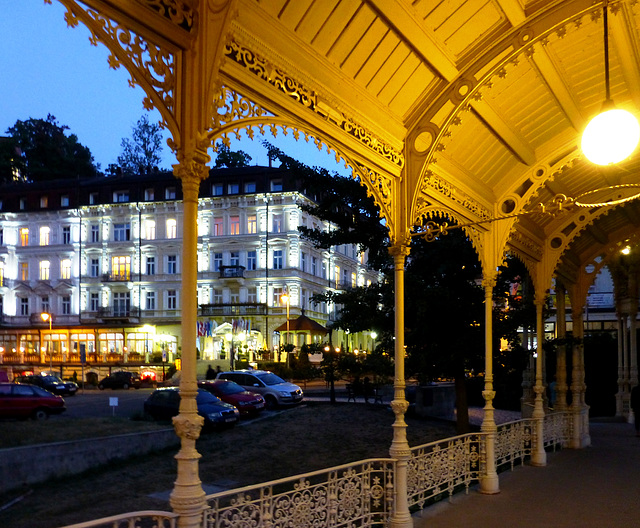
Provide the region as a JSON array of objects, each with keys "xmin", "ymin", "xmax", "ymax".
[
  {"xmin": 281, "ymin": 289, "xmax": 290, "ymax": 366},
  {"xmin": 41, "ymin": 313, "xmax": 52, "ymax": 374}
]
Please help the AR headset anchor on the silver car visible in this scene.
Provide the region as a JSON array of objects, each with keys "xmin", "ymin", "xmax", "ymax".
[{"xmin": 216, "ymin": 370, "xmax": 303, "ymax": 409}]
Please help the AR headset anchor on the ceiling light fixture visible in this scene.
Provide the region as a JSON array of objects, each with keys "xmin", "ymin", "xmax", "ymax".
[{"xmin": 581, "ymin": 1, "xmax": 640, "ymax": 165}]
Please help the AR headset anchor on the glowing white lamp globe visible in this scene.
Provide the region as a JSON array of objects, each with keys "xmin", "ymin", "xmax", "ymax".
[{"xmin": 581, "ymin": 105, "xmax": 640, "ymax": 165}]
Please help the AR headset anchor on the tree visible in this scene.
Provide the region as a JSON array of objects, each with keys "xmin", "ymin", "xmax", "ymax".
[
  {"xmin": 117, "ymin": 115, "xmax": 164, "ymax": 175},
  {"xmin": 213, "ymin": 144, "xmax": 252, "ymax": 168},
  {"xmin": 3, "ymin": 114, "xmax": 96, "ymax": 182}
]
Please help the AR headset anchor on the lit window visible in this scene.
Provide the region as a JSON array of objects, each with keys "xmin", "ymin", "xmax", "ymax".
[
  {"xmin": 111, "ymin": 256, "xmax": 131, "ymax": 281},
  {"xmin": 146, "ymin": 220, "xmax": 156, "ymax": 240},
  {"xmin": 20, "ymin": 228, "xmax": 29, "ymax": 246},
  {"xmin": 247, "ymin": 215, "xmax": 257, "ymax": 234},
  {"xmin": 40, "ymin": 196, "xmax": 48, "ymax": 208},
  {"xmin": 39, "ymin": 261, "xmax": 50, "ymax": 281},
  {"xmin": 213, "ymin": 218, "xmax": 223, "ymax": 236},
  {"xmin": 0, "ymin": 265, "xmax": 4, "ymax": 287},
  {"xmin": 230, "ymin": 216, "xmax": 240, "ymax": 235},
  {"xmin": 166, "ymin": 219, "xmax": 177, "ymax": 239},
  {"xmin": 20, "ymin": 262, "xmax": 28, "ymax": 281},
  {"xmin": 61, "ymin": 259, "xmax": 72, "ymax": 280},
  {"xmin": 40, "ymin": 226, "xmax": 50, "ymax": 246},
  {"xmin": 272, "ymin": 214, "xmax": 283, "ymax": 233}
]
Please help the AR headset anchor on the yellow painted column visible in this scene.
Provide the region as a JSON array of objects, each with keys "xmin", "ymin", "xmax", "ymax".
[
  {"xmin": 555, "ymin": 282, "xmax": 568, "ymax": 412},
  {"xmin": 531, "ymin": 296, "xmax": 547, "ymax": 466},
  {"xmin": 480, "ymin": 271, "xmax": 499, "ymax": 493},
  {"xmin": 170, "ymin": 157, "xmax": 209, "ymax": 528},
  {"xmin": 388, "ymin": 243, "xmax": 412, "ymax": 528}
]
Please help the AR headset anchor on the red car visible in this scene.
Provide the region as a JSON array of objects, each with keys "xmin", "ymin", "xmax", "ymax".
[
  {"xmin": 0, "ymin": 382, "xmax": 66, "ymax": 420},
  {"xmin": 198, "ymin": 379, "xmax": 265, "ymax": 415}
]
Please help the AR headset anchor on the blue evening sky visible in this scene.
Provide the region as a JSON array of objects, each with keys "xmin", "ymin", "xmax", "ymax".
[{"xmin": 0, "ymin": 1, "xmax": 346, "ymax": 174}]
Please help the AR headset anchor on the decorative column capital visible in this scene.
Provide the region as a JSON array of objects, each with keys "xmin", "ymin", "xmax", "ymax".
[
  {"xmin": 173, "ymin": 149, "xmax": 211, "ymax": 189},
  {"xmin": 388, "ymin": 242, "xmax": 410, "ymax": 261},
  {"xmin": 482, "ymin": 270, "xmax": 497, "ymax": 290}
]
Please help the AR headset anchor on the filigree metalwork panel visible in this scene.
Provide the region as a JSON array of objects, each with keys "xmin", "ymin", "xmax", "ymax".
[
  {"xmin": 204, "ymin": 459, "xmax": 394, "ymax": 528},
  {"xmin": 138, "ymin": 0, "xmax": 194, "ymax": 31},
  {"xmin": 56, "ymin": 1, "xmax": 176, "ymax": 122},
  {"xmin": 495, "ymin": 420, "xmax": 533, "ymax": 470},
  {"xmin": 224, "ymin": 39, "xmax": 403, "ymax": 168},
  {"xmin": 407, "ymin": 433, "xmax": 482, "ymax": 509},
  {"xmin": 543, "ymin": 411, "xmax": 572, "ymax": 450}
]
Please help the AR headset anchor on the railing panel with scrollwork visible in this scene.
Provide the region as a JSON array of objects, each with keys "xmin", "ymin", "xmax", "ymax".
[
  {"xmin": 543, "ymin": 411, "xmax": 573, "ymax": 450},
  {"xmin": 407, "ymin": 433, "xmax": 483, "ymax": 510},
  {"xmin": 60, "ymin": 510, "xmax": 177, "ymax": 528},
  {"xmin": 495, "ymin": 419, "xmax": 533, "ymax": 470},
  {"xmin": 203, "ymin": 458, "xmax": 394, "ymax": 528}
]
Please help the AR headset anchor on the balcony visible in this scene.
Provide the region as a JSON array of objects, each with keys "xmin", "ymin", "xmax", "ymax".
[
  {"xmin": 97, "ymin": 306, "xmax": 140, "ymax": 322},
  {"xmin": 219, "ymin": 265, "xmax": 245, "ymax": 279},
  {"xmin": 101, "ymin": 272, "xmax": 131, "ymax": 282},
  {"xmin": 199, "ymin": 303, "xmax": 267, "ymax": 317}
]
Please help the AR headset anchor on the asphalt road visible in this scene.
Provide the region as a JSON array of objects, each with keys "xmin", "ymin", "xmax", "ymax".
[{"xmin": 60, "ymin": 387, "xmax": 155, "ymax": 419}]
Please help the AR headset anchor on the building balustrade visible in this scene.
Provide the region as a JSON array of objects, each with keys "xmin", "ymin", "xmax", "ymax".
[
  {"xmin": 101, "ymin": 272, "xmax": 131, "ymax": 282},
  {"xmin": 218, "ymin": 265, "xmax": 246, "ymax": 279}
]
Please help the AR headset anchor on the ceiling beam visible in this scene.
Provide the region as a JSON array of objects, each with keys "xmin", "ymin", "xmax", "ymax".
[{"xmin": 586, "ymin": 223, "xmax": 609, "ymax": 245}]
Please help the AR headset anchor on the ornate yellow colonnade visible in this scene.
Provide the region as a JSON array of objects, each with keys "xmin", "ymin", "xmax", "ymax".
[{"xmin": 46, "ymin": 1, "xmax": 640, "ymax": 526}]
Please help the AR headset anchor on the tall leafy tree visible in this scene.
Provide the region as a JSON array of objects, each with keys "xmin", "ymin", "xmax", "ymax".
[
  {"xmin": 4, "ymin": 114, "xmax": 96, "ymax": 182},
  {"xmin": 117, "ymin": 115, "xmax": 164, "ymax": 175},
  {"xmin": 213, "ymin": 144, "xmax": 252, "ymax": 168}
]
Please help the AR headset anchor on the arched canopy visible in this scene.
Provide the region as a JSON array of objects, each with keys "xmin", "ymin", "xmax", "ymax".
[{"xmin": 53, "ymin": 0, "xmax": 640, "ymax": 295}]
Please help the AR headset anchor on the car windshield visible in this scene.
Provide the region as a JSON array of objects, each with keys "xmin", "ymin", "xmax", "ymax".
[
  {"xmin": 215, "ymin": 381, "xmax": 244, "ymax": 395},
  {"xmin": 42, "ymin": 376, "xmax": 62, "ymax": 383},
  {"xmin": 32, "ymin": 385, "xmax": 55, "ymax": 397},
  {"xmin": 196, "ymin": 390, "xmax": 222, "ymax": 405},
  {"xmin": 255, "ymin": 372, "xmax": 286, "ymax": 385}
]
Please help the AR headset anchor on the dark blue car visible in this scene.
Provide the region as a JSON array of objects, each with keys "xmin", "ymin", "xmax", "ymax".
[{"xmin": 143, "ymin": 387, "xmax": 240, "ymax": 429}]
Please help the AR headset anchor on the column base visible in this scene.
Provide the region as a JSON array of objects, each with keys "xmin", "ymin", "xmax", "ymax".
[
  {"xmin": 530, "ymin": 450, "xmax": 547, "ymax": 467},
  {"xmin": 479, "ymin": 474, "xmax": 500, "ymax": 494}
]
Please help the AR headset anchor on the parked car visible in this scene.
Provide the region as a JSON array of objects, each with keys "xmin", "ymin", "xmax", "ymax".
[
  {"xmin": 98, "ymin": 371, "xmax": 141, "ymax": 390},
  {"xmin": 198, "ymin": 379, "xmax": 265, "ymax": 415},
  {"xmin": 16, "ymin": 374, "xmax": 78, "ymax": 396},
  {"xmin": 143, "ymin": 387, "xmax": 240, "ymax": 429},
  {"xmin": 0, "ymin": 382, "xmax": 66, "ymax": 420},
  {"xmin": 216, "ymin": 370, "xmax": 303, "ymax": 409}
]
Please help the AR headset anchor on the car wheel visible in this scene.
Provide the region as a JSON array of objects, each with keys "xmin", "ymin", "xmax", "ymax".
[
  {"xmin": 264, "ymin": 395, "xmax": 278, "ymax": 410},
  {"xmin": 98, "ymin": 383, "xmax": 105, "ymax": 390},
  {"xmin": 122, "ymin": 383, "xmax": 129, "ymax": 390},
  {"xmin": 32, "ymin": 408, "xmax": 49, "ymax": 421}
]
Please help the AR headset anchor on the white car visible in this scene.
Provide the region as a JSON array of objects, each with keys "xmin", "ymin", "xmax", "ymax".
[{"xmin": 216, "ymin": 370, "xmax": 303, "ymax": 409}]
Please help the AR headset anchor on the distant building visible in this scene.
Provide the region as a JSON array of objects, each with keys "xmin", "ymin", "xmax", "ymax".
[{"xmin": 0, "ymin": 166, "xmax": 380, "ymax": 378}]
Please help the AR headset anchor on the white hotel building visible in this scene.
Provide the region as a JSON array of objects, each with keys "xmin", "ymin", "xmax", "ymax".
[{"xmin": 0, "ymin": 166, "xmax": 379, "ymax": 378}]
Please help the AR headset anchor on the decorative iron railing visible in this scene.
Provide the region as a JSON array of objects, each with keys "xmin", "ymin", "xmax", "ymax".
[
  {"xmin": 407, "ymin": 432, "xmax": 483, "ymax": 510},
  {"xmin": 202, "ymin": 458, "xmax": 395, "ymax": 528},
  {"xmin": 59, "ymin": 413, "xmax": 575, "ymax": 528},
  {"xmin": 60, "ymin": 510, "xmax": 178, "ymax": 528}
]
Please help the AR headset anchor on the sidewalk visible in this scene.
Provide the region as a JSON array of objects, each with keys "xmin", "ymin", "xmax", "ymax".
[{"xmin": 413, "ymin": 420, "xmax": 640, "ymax": 528}]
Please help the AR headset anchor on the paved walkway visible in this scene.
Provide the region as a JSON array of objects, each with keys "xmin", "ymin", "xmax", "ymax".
[{"xmin": 413, "ymin": 420, "xmax": 640, "ymax": 528}]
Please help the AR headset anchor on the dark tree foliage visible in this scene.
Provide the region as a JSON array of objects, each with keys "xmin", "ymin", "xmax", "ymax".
[
  {"xmin": 4, "ymin": 114, "xmax": 96, "ymax": 182},
  {"xmin": 117, "ymin": 115, "xmax": 164, "ymax": 175},
  {"xmin": 264, "ymin": 142, "xmax": 391, "ymax": 272},
  {"xmin": 213, "ymin": 144, "xmax": 252, "ymax": 168},
  {"xmin": 0, "ymin": 137, "xmax": 26, "ymax": 183}
]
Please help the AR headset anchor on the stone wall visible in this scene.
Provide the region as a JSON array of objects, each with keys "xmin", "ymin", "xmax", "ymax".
[{"xmin": 0, "ymin": 429, "xmax": 179, "ymax": 494}]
